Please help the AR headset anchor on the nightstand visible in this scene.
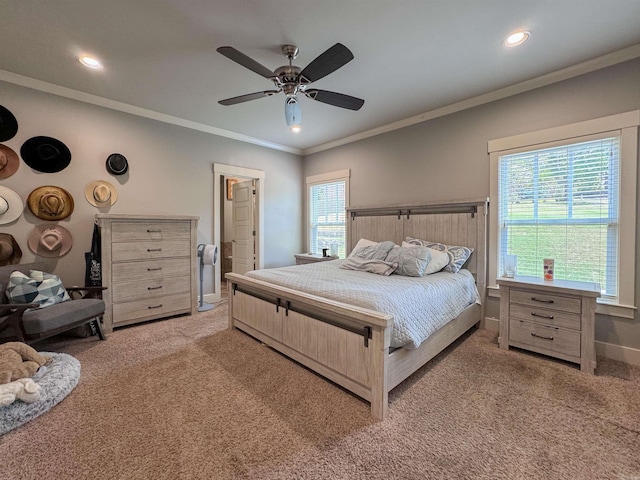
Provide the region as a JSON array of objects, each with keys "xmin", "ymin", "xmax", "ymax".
[
  {"xmin": 497, "ymin": 276, "xmax": 600, "ymax": 374},
  {"xmin": 294, "ymin": 253, "xmax": 336, "ymax": 265}
]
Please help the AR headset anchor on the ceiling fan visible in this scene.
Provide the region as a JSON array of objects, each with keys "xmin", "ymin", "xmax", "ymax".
[{"xmin": 216, "ymin": 43, "xmax": 364, "ymax": 131}]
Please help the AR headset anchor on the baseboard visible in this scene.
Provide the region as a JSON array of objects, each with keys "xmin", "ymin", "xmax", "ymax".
[
  {"xmin": 483, "ymin": 317, "xmax": 640, "ymax": 367},
  {"xmin": 202, "ymin": 292, "xmax": 221, "ymax": 305}
]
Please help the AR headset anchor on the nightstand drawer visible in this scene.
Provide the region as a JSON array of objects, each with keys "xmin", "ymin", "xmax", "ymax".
[
  {"xmin": 510, "ymin": 289, "xmax": 581, "ymax": 313},
  {"xmin": 509, "ymin": 319, "xmax": 580, "ymax": 358},
  {"xmin": 509, "ymin": 303, "xmax": 581, "ymax": 331}
]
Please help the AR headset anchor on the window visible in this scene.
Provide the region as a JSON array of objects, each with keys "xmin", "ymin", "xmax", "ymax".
[
  {"xmin": 306, "ymin": 169, "xmax": 350, "ymax": 258},
  {"xmin": 489, "ymin": 111, "xmax": 639, "ymax": 317}
]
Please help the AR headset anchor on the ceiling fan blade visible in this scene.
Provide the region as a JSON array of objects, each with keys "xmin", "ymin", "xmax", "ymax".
[
  {"xmin": 304, "ymin": 89, "xmax": 364, "ymax": 111},
  {"xmin": 216, "ymin": 46, "xmax": 274, "ymax": 79},
  {"xmin": 218, "ymin": 90, "xmax": 280, "ymax": 106},
  {"xmin": 298, "ymin": 43, "xmax": 354, "ymax": 84}
]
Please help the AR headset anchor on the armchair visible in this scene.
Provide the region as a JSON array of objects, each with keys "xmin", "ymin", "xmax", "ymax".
[{"xmin": 0, "ymin": 262, "xmax": 106, "ymax": 344}]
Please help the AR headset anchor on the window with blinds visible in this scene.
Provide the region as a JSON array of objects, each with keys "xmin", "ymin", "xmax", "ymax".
[
  {"xmin": 498, "ymin": 135, "xmax": 620, "ymax": 298},
  {"xmin": 309, "ymin": 179, "xmax": 347, "ymax": 258}
]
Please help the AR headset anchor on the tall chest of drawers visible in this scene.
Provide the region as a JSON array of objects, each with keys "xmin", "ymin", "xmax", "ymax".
[
  {"xmin": 96, "ymin": 214, "xmax": 199, "ymax": 333},
  {"xmin": 497, "ymin": 276, "xmax": 600, "ymax": 374}
]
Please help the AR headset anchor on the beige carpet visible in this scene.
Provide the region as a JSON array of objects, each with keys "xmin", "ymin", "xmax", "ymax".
[{"xmin": 2, "ymin": 298, "xmax": 639, "ymax": 480}]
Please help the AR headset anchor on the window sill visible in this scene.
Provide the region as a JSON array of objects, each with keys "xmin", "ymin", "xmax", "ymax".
[{"xmin": 487, "ymin": 285, "xmax": 637, "ymax": 319}]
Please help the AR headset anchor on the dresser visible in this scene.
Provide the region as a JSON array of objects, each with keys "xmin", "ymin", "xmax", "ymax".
[
  {"xmin": 497, "ymin": 276, "xmax": 600, "ymax": 374},
  {"xmin": 294, "ymin": 253, "xmax": 336, "ymax": 265},
  {"xmin": 96, "ymin": 214, "xmax": 198, "ymax": 333}
]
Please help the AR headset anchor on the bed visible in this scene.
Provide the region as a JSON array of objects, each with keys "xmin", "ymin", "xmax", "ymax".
[{"xmin": 226, "ymin": 198, "xmax": 488, "ymax": 420}]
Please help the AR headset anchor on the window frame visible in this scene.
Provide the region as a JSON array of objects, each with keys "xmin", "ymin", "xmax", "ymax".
[
  {"xmin": 488, "ymin": 111, "xmax": 639, "ymax": 319},
  {"xmin": 305, "ymin": 169, "xmax": 350, "ymax": 258}
]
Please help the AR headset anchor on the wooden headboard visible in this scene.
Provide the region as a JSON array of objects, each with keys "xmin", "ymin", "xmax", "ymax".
[{"xmin": 346, "ymin": 198, "xmax": 489, "ymax": 304}]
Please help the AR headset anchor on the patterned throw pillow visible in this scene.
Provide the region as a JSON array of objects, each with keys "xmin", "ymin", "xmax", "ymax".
[
  {"xmin": 386, "ymin": 246, "xmax": 431, "ymax": 277},
  {"xmin": 405, "ymin": 237, "xmax": 474, "ymax": 273},
  {"xmin": 6, "ymin": 270, "xmax": 71, "ymax": 309}
]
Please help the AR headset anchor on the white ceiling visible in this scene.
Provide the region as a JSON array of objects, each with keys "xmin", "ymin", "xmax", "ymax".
[{"xmin": 2, "ymin": 0, "xmax": 640, "ymax": 154}]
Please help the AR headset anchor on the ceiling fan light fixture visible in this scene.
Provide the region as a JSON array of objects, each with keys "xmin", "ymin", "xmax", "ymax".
[
  {"xmin": 285, "ymin": 97, "xmax": 301, "ymax": 128},
  {"xmin": 503, "ymin": 30, "xmax": 531, "ymax": 48}
]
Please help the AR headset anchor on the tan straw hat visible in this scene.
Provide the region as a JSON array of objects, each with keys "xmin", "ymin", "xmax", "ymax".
[
  {"xmin": 0, "ymin": 144, "xmax": 19, "ymax": 179},
  {"xmin": 28, "ymin": 225, "xmax": 73, "ymax": 258},
  {"xmin": 27, "ymin": 186, "xmax": 74, "ymax": 221},
  {"xmin": 0, "ymin": 185, "xmax": 24, "ymax": 225},
  {"xmin": 85, "ymin": 180, "xmax": 118, "ymax": 207},
  {"xmin": 0, "ymin": 233, "xmax": 22, "ymax": 266}
]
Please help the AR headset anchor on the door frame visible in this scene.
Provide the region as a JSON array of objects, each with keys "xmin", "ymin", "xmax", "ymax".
[{"xmin": 213, "ymin": 163, "xmax": 265, "ymax": 302}]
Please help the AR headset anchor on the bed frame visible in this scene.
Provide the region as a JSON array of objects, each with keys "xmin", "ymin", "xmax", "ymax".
[{"xmin": 226, "ymin": 198, "xmax": 488, "ymax": 420}]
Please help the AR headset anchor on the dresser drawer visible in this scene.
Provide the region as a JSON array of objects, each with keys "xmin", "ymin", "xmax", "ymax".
[
  {"xmin": 112, "ymin": 258, "xmax": 191, "ymax": 283},
  {"xmin": 111, "ymin": 239, "xmax": 191, "ymax": 262},
  {"xmin": 113, "ymin": 292, "xmax": 192, "ymax": 325},
  {"xmin": 111, "ymin": 275, "xmax": 191, "ymax": 303},
  {"xmin": 509, "ymin": 303, "xmax": 581, "ymax": 331},
  {"xmin": 111, "ymin": 222, "xmax": 191, "ymax": 242},
  {"xmin": 510, "ymin": 289, "xmax": 581, "ymax": 314},
  {"xmin": 509, "ymin": 319, "xmax": 580, "ymax": 358}
]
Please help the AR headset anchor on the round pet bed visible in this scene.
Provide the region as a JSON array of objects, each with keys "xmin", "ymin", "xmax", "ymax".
[{"xmin": 0, "ymin": 352, "xmax": 81, "ymax": 436}]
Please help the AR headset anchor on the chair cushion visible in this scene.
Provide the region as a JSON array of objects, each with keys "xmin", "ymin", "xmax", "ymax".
[
  {"xmin": 2, "ymin": 298, "xmax": 105, "ymax": 336},
  {"xmin": 6, "ymin": 270, "xmax": 71, "ymax": 309}
]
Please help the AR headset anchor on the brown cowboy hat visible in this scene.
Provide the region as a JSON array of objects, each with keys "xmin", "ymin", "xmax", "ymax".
[
  {"xmin": 85, "ymin": 180, "xmax": 118, "ymax": 207},
  {"xmin": 0, "ymin": 233, "xmax": 22, "ymax": 266},
  {"xmin": 0, "ymin": 144, "xmax": 19, "ymax": 179},
  {"xmin": 0, "ymin": 185, "xmax": 24, "ymax": 225},
  {"xmin": 27, "ymin": 186, "xmax": 74, "ymax": 221},
  {"xmin": 28, "ymin": 225, "xmax": 73, "ymax": 258}
]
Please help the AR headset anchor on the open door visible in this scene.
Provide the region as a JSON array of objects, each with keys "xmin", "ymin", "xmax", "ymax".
[{"xmin": 231, "ymin": 180, "xmax": 255, "ymax": 274}]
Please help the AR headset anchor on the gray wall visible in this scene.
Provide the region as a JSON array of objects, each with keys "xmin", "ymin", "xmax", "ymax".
[
  {"xmin": 304, "ymin": 58, "xmax": 640, "ymax": 352},
  {"xmin": 0, "ymin": 81, "xmax": 303, "ymax": 295}
]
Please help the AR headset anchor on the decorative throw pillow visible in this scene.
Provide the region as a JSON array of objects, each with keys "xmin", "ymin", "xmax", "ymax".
[
  {"xmin": 348, "ymin": 238, "xmax": 379, "ymax": 257},
  {"xmin": 6, "ymin": 270, "xmax": 71, "ymax": 309},
  {"xmin": 386, "ymin": 246, "xmax": 431, "ymax": 277},
  {"xmin": 405, "ymin": 237, "xmax": 473, "ymax": 273},
  {"xmin": 351, "ymin": 240, "xmax": 396, "ymax": 261},
  {"xmin": 401, "ymin": 242, "xmax": 450, "ymax": 274}
]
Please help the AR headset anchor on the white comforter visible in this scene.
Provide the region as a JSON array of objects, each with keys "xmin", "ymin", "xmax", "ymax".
[{"xmin": 245, "ymin": 260, "xmax": 480, "ymax": 349}]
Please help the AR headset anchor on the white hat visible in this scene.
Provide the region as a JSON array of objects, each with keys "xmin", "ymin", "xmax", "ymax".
[
  {"xmin": 85, "ymin": 180, "xmax": 118, "ymax": 207},
  {"xmin": 0, "ymin": 185, "xmax": 24, "ymax": 225}
]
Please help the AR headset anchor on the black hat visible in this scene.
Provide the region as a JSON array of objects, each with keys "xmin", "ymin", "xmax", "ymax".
[
  {"xmin": 106, "ymin": 153, "xmax": 128, "ymax": 175},
  {"xmin": 0, "ymin": 105, "xmax": 18, "ymax": 142},
  {"xmin": 21, "ymin": 136, "xmax": 72, "ymax": 173}
]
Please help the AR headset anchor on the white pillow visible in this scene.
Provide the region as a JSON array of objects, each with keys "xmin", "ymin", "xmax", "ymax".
[
  {"xmin": 401, "ymin": 241, "xmax": 449, "ymax": 274},
  {"xmin": 349, "ymin": 238, "xmax": 378, "ymax": 257}
]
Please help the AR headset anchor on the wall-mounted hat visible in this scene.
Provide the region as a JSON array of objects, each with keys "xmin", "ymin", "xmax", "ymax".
[
  {"xmin": 27, "ymin": 186, "xmax": 74, "ymax": 221},
  {"xmin": 20, "ymin": 136, "xmax": 71, "ymax": 173},
  {"xmin": 0, "ymin": 185, "xmax": 24, "ymax": 225},
  {"xmin": 106, "ymin": 153, "xmax": 128, "ymax": 175},
  {"xmin": 28, "ymin": 225, "xmax": 73, "ymax": 258},
  {"xmin": 85, "ymin": 180, "xmax": 118, "ymax": 207},
  {"xmin": 0, "ymin": 144, "xmax": 20, "ymax": 179},
  {"xmin": 0, "ymin": 233, "xmax": 22, "ymax": 266},
  {"xmin": 0, "ymin": 105, "xmax": 18, "ymax": 142}
]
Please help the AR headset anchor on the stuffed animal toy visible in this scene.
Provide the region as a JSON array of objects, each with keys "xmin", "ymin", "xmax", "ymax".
[
  {"xmin": 0, "ymin": 342, "xmax": 48, "ymax": 385},
  {"xmin": 0, "ymin": 378, "xmax": 41, "ymax": 407}
]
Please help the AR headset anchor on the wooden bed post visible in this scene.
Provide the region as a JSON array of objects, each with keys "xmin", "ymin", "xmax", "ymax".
[{"xmin": 370, "ymin": 326, "xmax": 391, "ymax": 420}]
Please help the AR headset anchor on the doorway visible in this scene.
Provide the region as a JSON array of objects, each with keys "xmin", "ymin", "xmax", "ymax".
[{"xmin": 212, "ymin": 163, "xmax": 265, "ymax": 303}]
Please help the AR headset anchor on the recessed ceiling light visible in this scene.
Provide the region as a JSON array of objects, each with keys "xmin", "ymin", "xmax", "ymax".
[
  {"xmin": 77, "ymin": 55, "xmax": 102, "ymax": 69},
  {"xmin": 290, "ymin": 125, "xmax": 301, "ymax": 133},
  {"xmin": 503, "ymin": 31, "xmax": 531, "ymax": 48}
]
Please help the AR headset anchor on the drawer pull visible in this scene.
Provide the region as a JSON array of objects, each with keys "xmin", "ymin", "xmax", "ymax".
[
  {"xmin": 531, "ymin": 297, "xmax": 554, "ymax": 304},
  {"xmin": 147, "ymin": 267, "xmax": 162, "ymax": 271},
  {"xmin": 531, "ymin": 312, "xmax": 554, "ymax": 320},
  {"xmin": 147, "ymin": 248, "xmax": 162, "ymax": 252},
  {"xmin": 531, "ymin": 332, "xmax": 554, "ymax": 341},
  {"xmin": 147, "ymin": 286, "xmax": 163, "ymax": 290},
  {"xmin": 148, "ymin": 304, "xmax": 163, "ymax": 309},
  {"xmin": 147, "ymin": 229, "xmax": 162, "ymax": 233}
]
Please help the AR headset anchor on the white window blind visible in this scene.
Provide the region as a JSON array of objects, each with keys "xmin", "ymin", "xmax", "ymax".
[
  {"xmin": 498, "ymin": 136, "xmax": 620, "ymax": 298},
  {"xmin": 309, "ymin": 180, "xmax": 346, "ymax": 257}
]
